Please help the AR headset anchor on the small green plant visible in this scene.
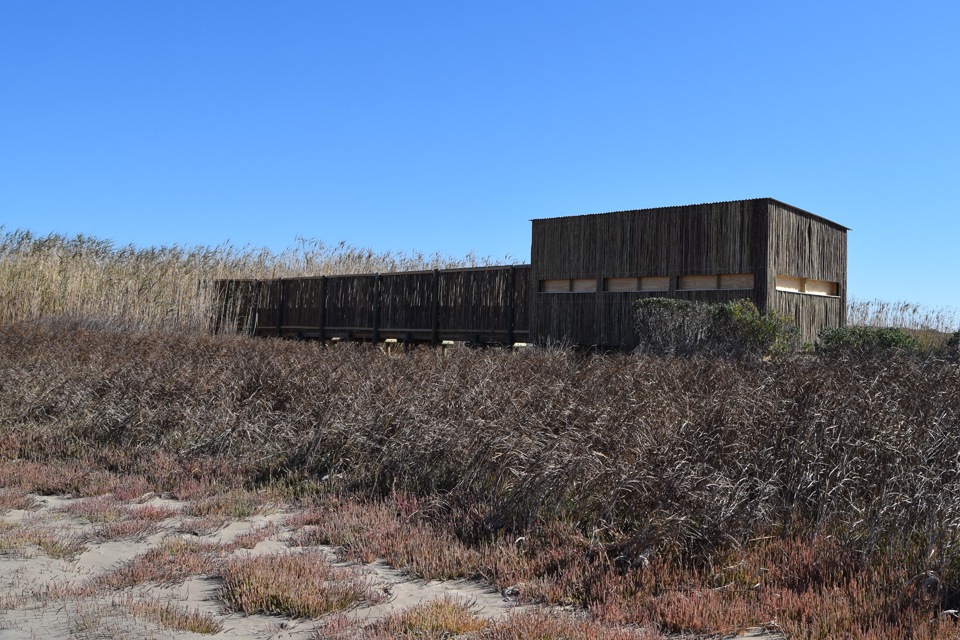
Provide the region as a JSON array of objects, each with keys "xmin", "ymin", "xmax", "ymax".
[
  {"xmin": 816, "ymin": 325, "xmax": 922, "ymax": 356},
  {"xmin": 714, "ymin": 298, "xmax": 799, "ymax": 356}
]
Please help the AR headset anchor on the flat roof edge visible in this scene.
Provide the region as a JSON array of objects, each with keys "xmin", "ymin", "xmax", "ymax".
[{"xmin": 531, "ymin": 198, "xmax": 850, "ymax": 231}]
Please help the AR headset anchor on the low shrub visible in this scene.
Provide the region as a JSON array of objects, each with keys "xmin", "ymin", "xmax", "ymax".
[
  {"xmin": 633, "ymin": 298, "xmax": 797, "ymax": 357},
  {"xmin": 816, "ymin": 325, "xmax": 923, "ymax": 357},
  {"xmin": 715, "ymin": 298, "xmax": 800, "ymax": 356}
]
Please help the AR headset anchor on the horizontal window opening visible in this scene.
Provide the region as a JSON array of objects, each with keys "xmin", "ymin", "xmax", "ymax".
[
  {"xmin": 604, "ymin": 276, "xmax": 670, "ymax": 292},
  {"xmin": 678, "ymin": 275, "xmax": 717, "ymax": 291},
  {"xmin": 678, "ymin": 273, "xmax": 754, "ymax": 291},
  {"xmin": 776, "ymin": 275, "xmax": 838, "ymax": 297},
  {"xmin": 541, "ymin": 279, "xmax": 570, "ymax": 293},
  {"xmin": 571, "ymin": 278, "xmax": 597, "ymax": 293},
  {"xmin": 719, "ymin": 273, "xmax": 754, "ymax": 290},
  {"xmin": 540, "ymin": 278, "xmax": 597, "ymax": 293},
  {"xmin": 548, "ymin": 274, "xmax": 755, "ymax": 294}
]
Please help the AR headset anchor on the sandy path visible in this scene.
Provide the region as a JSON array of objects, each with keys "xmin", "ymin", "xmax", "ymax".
[{"xmin": 0, "ymin": 493, "xmax": 518, "ymax": 639}]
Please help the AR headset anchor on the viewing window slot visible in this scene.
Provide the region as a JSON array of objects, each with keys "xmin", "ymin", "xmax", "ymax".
[
  {"xmin": 540, "ymin": 278, "xmax": 597, "ymax": 293},
  {"xmin": 776, "ymin": 275, "xmax": 838, "ymax": 297},
  {"xmin": 541, "ymin": 279, "xmax": 570, "ymax": 293},
  {"xmin": 678, "ymin": 273, "xmax": 755, "ymax": 291},
  {"xmin": 603, "ymin": 276, "xmax": 670, "ymax": 292}
]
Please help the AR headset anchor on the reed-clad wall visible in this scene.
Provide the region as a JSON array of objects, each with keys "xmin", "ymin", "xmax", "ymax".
[
  {"xmin": 530, "ymin": 198, "xmax": 846, "ymax": 346},
  {"xmin": 218, "ymin": 265, "xmax": 531, "ymax": 345},
  {"xmin": 766, "ymin": 200, "xmax": 847, "ymax": 341}
]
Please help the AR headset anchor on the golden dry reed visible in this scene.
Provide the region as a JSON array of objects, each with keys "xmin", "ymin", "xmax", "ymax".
[
  {"xmin": 0, "ymin": 227, "xmax": 505, "ymax": 333},
  {"xmin": 847, "ymin": 297, "xmax": 958, "ymax": 333}
]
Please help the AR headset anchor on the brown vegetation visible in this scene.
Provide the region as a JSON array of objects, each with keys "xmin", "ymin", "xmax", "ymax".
[
  {"xmin": 2, "ymin": 229, "xmax": 959, "ymax": 636},
  {"xmin": 1, "ymin": 321, "xmax": 959, "ymax": 637},
  {"xmin": 220, "ymin": 550, "xmax": 386, "ymax": 617}
]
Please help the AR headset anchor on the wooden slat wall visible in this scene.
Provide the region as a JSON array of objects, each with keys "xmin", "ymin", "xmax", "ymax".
[
  {"xmin": 284, "ymin": 277, "xmax": 323, "ymax": 330},
  {"xmin": 380, "ymin": 271, "xmax": 434, "ymax": 332},
  {"xmin": 765, "ymin": 200, "xmax": 848, "ymax": 340},
  {"xmin": 439, "ymin": 268, "xmax": 506, "ymax": 337},
  {"xmin": 531, "ymin": 199, "xmax": 771, "ymax": 347},
  {"xmin": 216, "ymin": 265, "xmax": 532, "ymax": 344},
  {"xmin": 773, "ymin": 291, "xmax": 844, "ymax": 344},
  {"xmin": 766, "ymin": 202, "xmax": 847, "ymax": 282},
  {"xmin": 325, "ymin": 275, "xmax": 377, "ymax": 330}
]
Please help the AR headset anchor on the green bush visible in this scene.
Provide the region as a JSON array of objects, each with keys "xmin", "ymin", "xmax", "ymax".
[
  {"xmin": 633, "ymin": 298, "xmax": 798, "ymax": 358},
  {"xmin": 715, "ymin": 298, "xmax": 800, "ymax": 357},
  {"xmin": 816, "ymin": 326, "xmax": 922, "ymax": 357}
]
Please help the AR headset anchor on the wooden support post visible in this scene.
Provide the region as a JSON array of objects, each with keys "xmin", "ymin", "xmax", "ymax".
[
  {"xmin": 250, "ymin": 280, "xmax": 262, "ymax": 335},
  {"xmin": 430, "ymin": 269, "xmax": 440, "ymax": 348},
  {"xmin": 507, "ymin": 266, "xmax": 516, "ymax": 347},
  {"xmin": 371, "ymin": 273, "xmax": 381, "ymax": 346},
  {"xmin": 596, "ymin": 273, "xmax": 604, "ymax": 348},
  {"xmin": 276, "ymin": 279, "xmax": 285, "ymax": 337},
  {"xmin": 318, "ymin": 276, "xmax": 327, "ymax": 342}
]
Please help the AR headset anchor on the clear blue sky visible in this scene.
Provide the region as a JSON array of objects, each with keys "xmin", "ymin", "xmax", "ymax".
[{"xmin": 2, "ymin": 1, "xmax": 958, "ymax": 308}]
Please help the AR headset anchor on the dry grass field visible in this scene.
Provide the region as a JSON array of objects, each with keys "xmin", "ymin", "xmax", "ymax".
[{"xmin": 1, "ymin": 229, "xmax": 959, "ymax": 638}]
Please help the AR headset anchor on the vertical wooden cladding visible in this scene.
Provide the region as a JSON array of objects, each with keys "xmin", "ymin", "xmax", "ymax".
[
  {"xmin": 219, "ymin": 265, "xmax": 531, "ymax": 344},
  {"xmin": 531, "ymin": 199, "xmax": 770, "ymax": 347},
  {"xmin": 773, "ymin": 291, "xmax": 844, "ymax": 344},
  {"xmin": 437, "ymin": 267, "xmax": 515, "ymax": 338},
  {"xmin": 532, "ymin": 216, "xmax": 600, "ymax": 279},
  {"xmin": 379, "ymin": 271, "xmax": 435, "ymax": 333},
  {"xmin": 767, "ymin": 202, "xmax": 847, "ymax": 284},
  {"xmin": 325, "ymin": 275, "xmax": 377, "ymax": 330},
  {"xmin": 766, "ymin": 200, "xmax": 848, "ymax": 340}
]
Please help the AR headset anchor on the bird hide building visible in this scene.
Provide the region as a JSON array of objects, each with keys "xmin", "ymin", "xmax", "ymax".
[{"xmin": 218, "ymin": 198, "xmax": 848, "ymax": 347}]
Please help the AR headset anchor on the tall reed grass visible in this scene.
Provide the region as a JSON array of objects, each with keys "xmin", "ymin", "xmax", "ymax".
[
  {"xmin": 0, "ymin": 228, "xmax": 504, "ymax": 333},
  {"xmin": 847, "ymin": 297, "xmax": 959, "ymax": 333}
]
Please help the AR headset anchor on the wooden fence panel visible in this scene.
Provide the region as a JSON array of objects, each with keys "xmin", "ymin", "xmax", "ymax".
[
  {"xmin": 280, "ymin": 278, "xmax": 318, "ymax": 330},
  {"xmin": 325, "ymin": 275, "xmax": 376, "ymax": 331},
  {"xmin": 217, "ymin": 265, "xmax": 531, "ymax": 344},
  {"xmin": 438, "ymin": 268, "xmax": 508, "ymax": 334},
  {"xmin": 379, "ymin": 271, "xmax": 435, "ymax": 333}
]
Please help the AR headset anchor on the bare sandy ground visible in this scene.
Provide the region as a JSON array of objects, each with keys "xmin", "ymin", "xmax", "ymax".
[
  {"xmin": 0, "ymin": 493, "xmax": 786, "ymax": 639},
  {"xmin": 0, "ymin": 493, "xmax": 519, "ymax": 639}
]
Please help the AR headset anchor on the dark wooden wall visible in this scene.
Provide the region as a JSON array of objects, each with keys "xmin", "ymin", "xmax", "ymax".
[
  {"xmin": 218, "ymin": 265, "xmax": 530, "ymax": 345},
  {"xmin": 765, "ymin": 200, "xmax": 848, "ymax": 341},
  {"xmin": 772, "ymin": 291, "xmax": 845, "ymax": 345},
  {"xmin": 533, "ymin": 200, "xmax": 768, "ymax": 278},
  {"xmin": 531, "ymin": 200, "xmax": 772, "ymax": 347}
]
